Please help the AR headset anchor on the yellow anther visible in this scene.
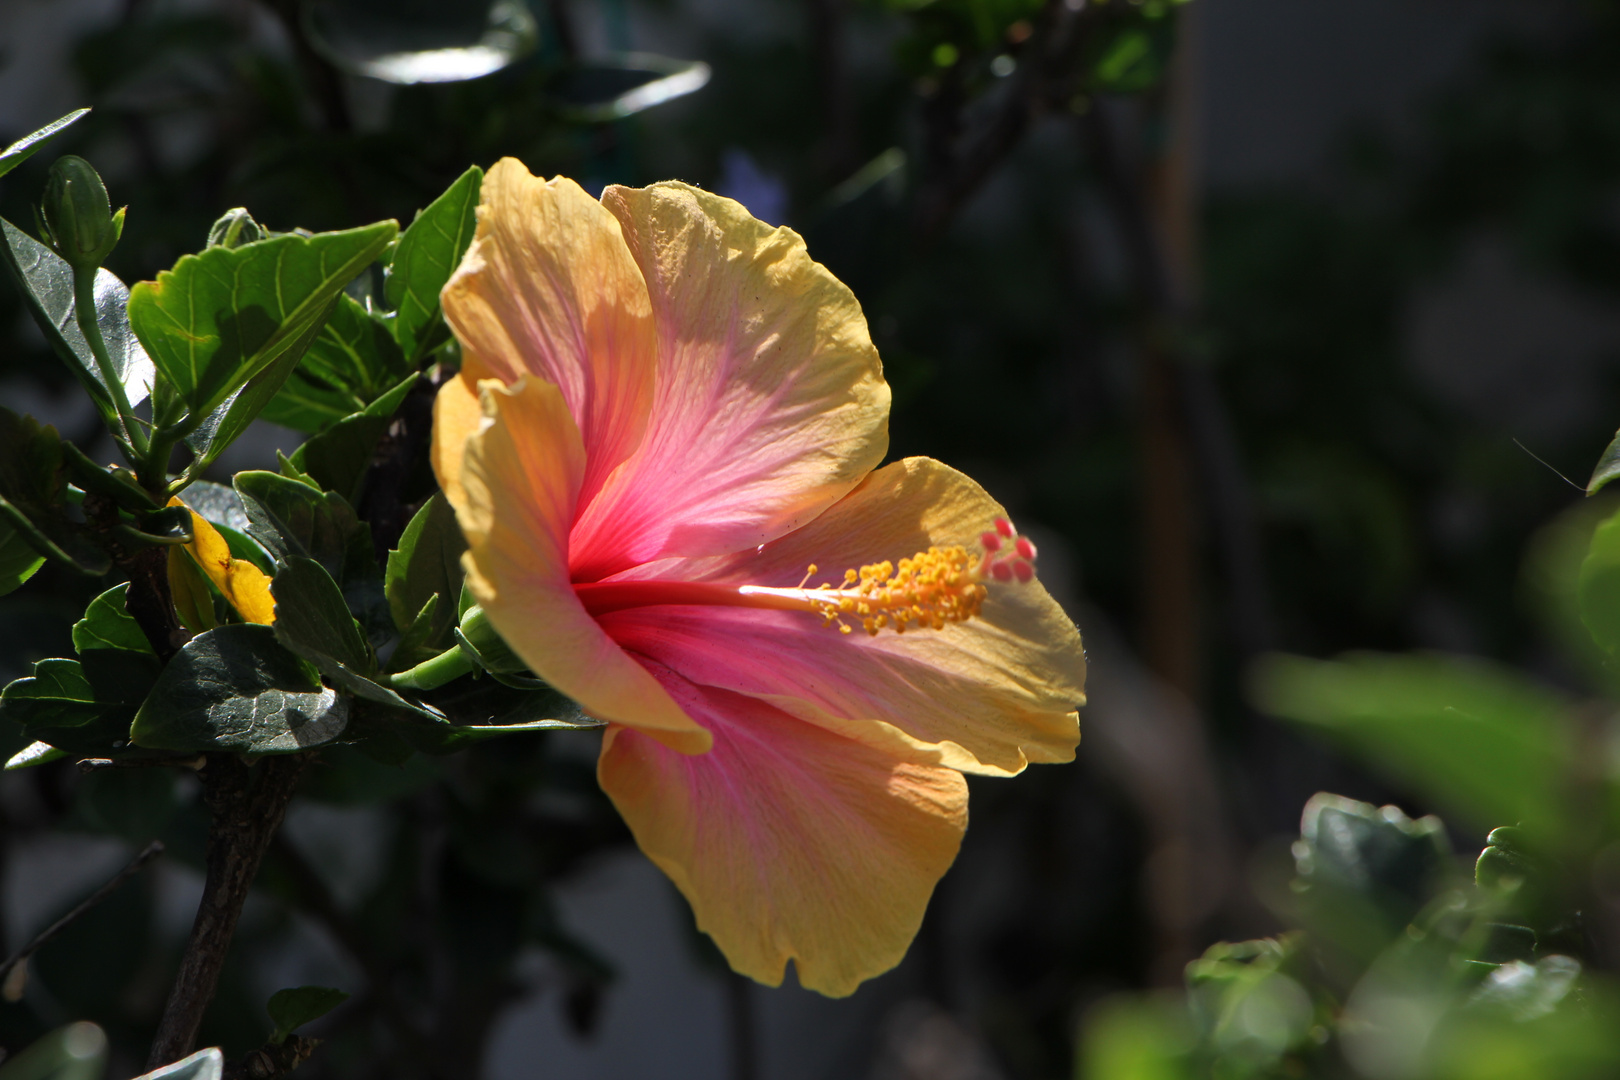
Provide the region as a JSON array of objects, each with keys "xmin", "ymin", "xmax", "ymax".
[{"xmin": 805, "ymin": 545, "xmax": 988, "ymax": 636}]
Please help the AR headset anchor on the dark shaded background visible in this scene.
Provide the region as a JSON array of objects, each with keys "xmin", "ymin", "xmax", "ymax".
[{"xmin": 0, "ymin": 0, "xmax": 1616, "ymax": 1076}]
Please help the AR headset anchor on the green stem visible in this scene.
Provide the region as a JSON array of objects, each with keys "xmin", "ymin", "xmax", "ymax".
[
  {"xmin": 73, "ymin": 267, "xmax": 147, "ymax": 460},
  {"xmin": 389, "ymin": 644, "xmax": 476, "ymax": 692}
]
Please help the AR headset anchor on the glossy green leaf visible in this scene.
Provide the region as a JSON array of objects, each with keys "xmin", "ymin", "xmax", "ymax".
[
  {"xmin": 182, "ymin": 479, "xmax": 250, "ymax": 530},
  {"xmin": 270, "ymin": 556, "xmax": 444, "ymax": 721},
  {"xmin": 385, "ymin": 492, "xmax": 465, "ymax": 666},
  {"xmin": 267, "ymin": 985, "xmax": 349, "ymax": 1044},
  {"xmin": 130, "ymin": 624, "xmax": 348, "ymax": 754},
  {"xmin": 417, "ymin": 677, "xmax": 600, "ymax": 752},
  {"xmin": 271, "ymin": 557, "xmax": 371, "ymax": 673},
  {"xmin": 289, "ymin": 371, "xmax": 419, "ymax": 503},
  {"xmin": 180, "ymin": 311, "xmax": 335, "ymax": 473},
  {"xmin": 385, "ymin": 165, "xmax": 481, "ymax": 360},
  {"xmin": 0, "ymin": 109, "xmax": 90, "ymax": 180},
  {"xmin": 1251, "ymin": 652, "xmax": 1573, "ymax": 839},
  {"xmin": 234, "ymin": 471, "xmax": 371, "ymax": 579},
  {"xmin": 72, "ymin": 583, "xmax": 155, "ymax": 654},
  {"xmin": 0, "ymin": 219, "xmax": 154, "ymax": 418},
  {"xmin": 261, "ymin": 293, "xmax": 409, "ymax": 433},
  {"xmin": 129, "ymin": 220, "xmax": 396, "ymax": 428}
]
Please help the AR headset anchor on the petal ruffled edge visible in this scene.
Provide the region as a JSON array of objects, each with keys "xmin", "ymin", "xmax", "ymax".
[
  {"xmin": 565, "ymin": 181, "xmax": 889, "ymax": 577},
  {"xmin": 441, "ymin": 159, "xmax": 657, "ymax": 510},
  {"xmin": 451, "ymin": 375, "xmax": 710, "ymax": 754},
  {"xmin": 598, "ymin": 668, "xmax": 967, "ymax": 997}
]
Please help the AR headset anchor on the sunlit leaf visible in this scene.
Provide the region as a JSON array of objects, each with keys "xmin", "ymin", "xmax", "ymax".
[
  {"xmin": 130, "ymin": 624, "xmax": 348, "ymax": 754},
  {"xmin": 72, "ymin": 583, "xmax": 154, "ymax": 654},
  {"xmin": 385, "ymin": 165, "xmax": 481, "ymax": 361},
  {"xmin": 0, "ymin": 108, "xmax": 90, "ymax": 179},
  {"xmin": 128, "ymin": 220, "xmax": 396, "ymax": 451},
  {"xmin": 0, "ymin": 219, "xmax": 154, "ymax": 420},
  {"xmin": 261, "ymin": 293, "xmax": 408, "ymax": 434}
]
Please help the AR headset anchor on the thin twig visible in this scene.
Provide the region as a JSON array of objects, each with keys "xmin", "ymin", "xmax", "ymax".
[
  {"xmin": 147, "ymin": 754, "xmax": 310, "ymax": 1070},
  {"xmin": 0, "ymin": 840, "xmax": 164, "ymax": 983}
]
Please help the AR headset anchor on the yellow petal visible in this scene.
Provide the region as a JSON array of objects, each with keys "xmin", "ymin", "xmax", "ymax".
[
  {"xmin": 566, "ymin": 181, "xmax": 889, "ymax": 578},
  {"xmin": 442, "ymin": 159, "xmax": 656, "ymax": 507},
  {"xmin": 599, "ymin": 674, "xmax": 967, "ymax": 997},
  {"xmin": 430, "ymin": 359, "xmax": 488, "ymax": 513},
  {"xmin": 456, "ymin": 376, "xmax": 710, "ymax": 754},
  {"xmin": 169, "ymin": 497, "xmax": 275, "ymax": 625}
]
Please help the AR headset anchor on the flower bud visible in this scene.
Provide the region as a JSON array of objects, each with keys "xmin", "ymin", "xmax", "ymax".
[
  {"xmin": 458, "ymin": 605, "xmax": 529, "ymax": 674},
  {"xmin": 40, "ymin": 156, "xmax": 123, "ymax": 270},
  {"xmin": 206, "ymin": 207, "xmax": 265, "ymax": 249}
]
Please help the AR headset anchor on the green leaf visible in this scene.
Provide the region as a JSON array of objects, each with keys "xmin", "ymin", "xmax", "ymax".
[
  {"xmin": 0, "ymin": 518, "xmax": 45, "ymax": 596},
  {"xmin": 0, "ymin": 1022, "xmax": 108, "ymax": 1080},
  {"xmin": 183, "ymin": 479, "xmax": 250, "ymax": 530},
  {"xmin": 385, "ymin": 165, "xmax": 481, "ymax": 361},
  {"xmin": 1251, "ymin": 652, "xmax": 1573, "ymax": 840},
  {"xmin": 180, "ymin": 311, "xmax": 335, "ymax": 473},
  {"xmin": 234, "ymin": 470, "xmax": 371, "ymax": 578},
  {"xmin": 267, "ymin": 986, "xmax": 349, "ymax": 1044},
  {"xmin": 128, "ymin": 1048, "xmax": 223, "ymax": 1080},
  {"xmin": 289, "ymin": 371, "xmax": 419, "ymax": 503},
  {"xmin": 0, "ymin": 218, "xmax": 155, "ymax": 420},
  {"xmin": 130, "ymin": 624, "xmax": 348, "ymax": 754},
  {"xmin": 1589, "ymin": 428, "xmax": 1620, "ymax": 496},
  {"xmin": 167, "ymin": 542, "xmax": 219, "ymax": 633},
  {"xmin": 1579, "ymin": 506, "xmax": 1620, "ymax": 654},
  {"xmin": 262, "ymin": 293, "xmax": 409, "ymax": 433},
  {"xmin": 128, "ymin": 220, "xmax": 396, "ymax": 428},
  {"xmin": 1290, "ymin": 792, "xmax": 1452, "ymax": 963},
  {"xmin": 235, "ymin": 470, "xmax": 388, "ymax": 641},
  {"xmin": 0, "ymin": 109, "xmax": 90, "ymax": 179},
  {"xmin": 0, "ymin": 408, "xmax": 108, "ymax": 576},
  {"xmin": 385, "ymin": 493, "xmax": 465, "ymax": 667},
  {"xmin": 4, "ymin": 740, "xmax": 66, "ymax": 770},
  {"xmin": 417, "ymin": 678, "xmax": 601, "ymax": 752},
  {"xmin": 0, "ymin": 651, "xmax": 160, "ymax": 755},
  {"xmin": 60, "ymin": 439, "xmax": 159, "ymax": 512},
  {"xmin": 271, "ymin": 557, "xmax": 371, "ymax": 672},
  {"xmin": 270, "ymin": 556, "xmax": 445, "ymax": 722},
  {"xmin": 72, "ymin": 583, "xmax": 155, "ymax": 654}
]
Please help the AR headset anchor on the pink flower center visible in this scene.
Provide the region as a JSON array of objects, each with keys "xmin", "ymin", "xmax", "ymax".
[{"xmin": 574, "ymin": 518, "xmax": 1038, "ymax": 637}]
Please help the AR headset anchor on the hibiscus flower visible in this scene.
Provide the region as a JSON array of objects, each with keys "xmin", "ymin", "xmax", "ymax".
[{"xmin": 431, "ymin": 159, "xmax": 1086, "ymax": 997}]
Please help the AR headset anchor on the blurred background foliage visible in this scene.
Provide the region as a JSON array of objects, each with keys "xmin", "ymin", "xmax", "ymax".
[{"xmin": 5, "ymin": 0, "xmax": 1620, "ymax": 1077}]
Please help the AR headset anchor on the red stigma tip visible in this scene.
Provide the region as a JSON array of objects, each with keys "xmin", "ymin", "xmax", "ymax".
[
  {"xmin": 991, "ymin": 561, "xmax": 1014, "ymax": 582},
  {"xmin": 1015, "ymin": 536, "xmax": 1036, "ymax": 560},
  {"xmin": 1013, "ymin": 560, "xmax": 1034, "ymax": 583},
  {"xmin": 995, "ymin": 518, "xmax": 1015, "ymax": 538},
  {"xmin": 980, "ymin": 531, "xmax": 1002, "ymax": 552}
]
